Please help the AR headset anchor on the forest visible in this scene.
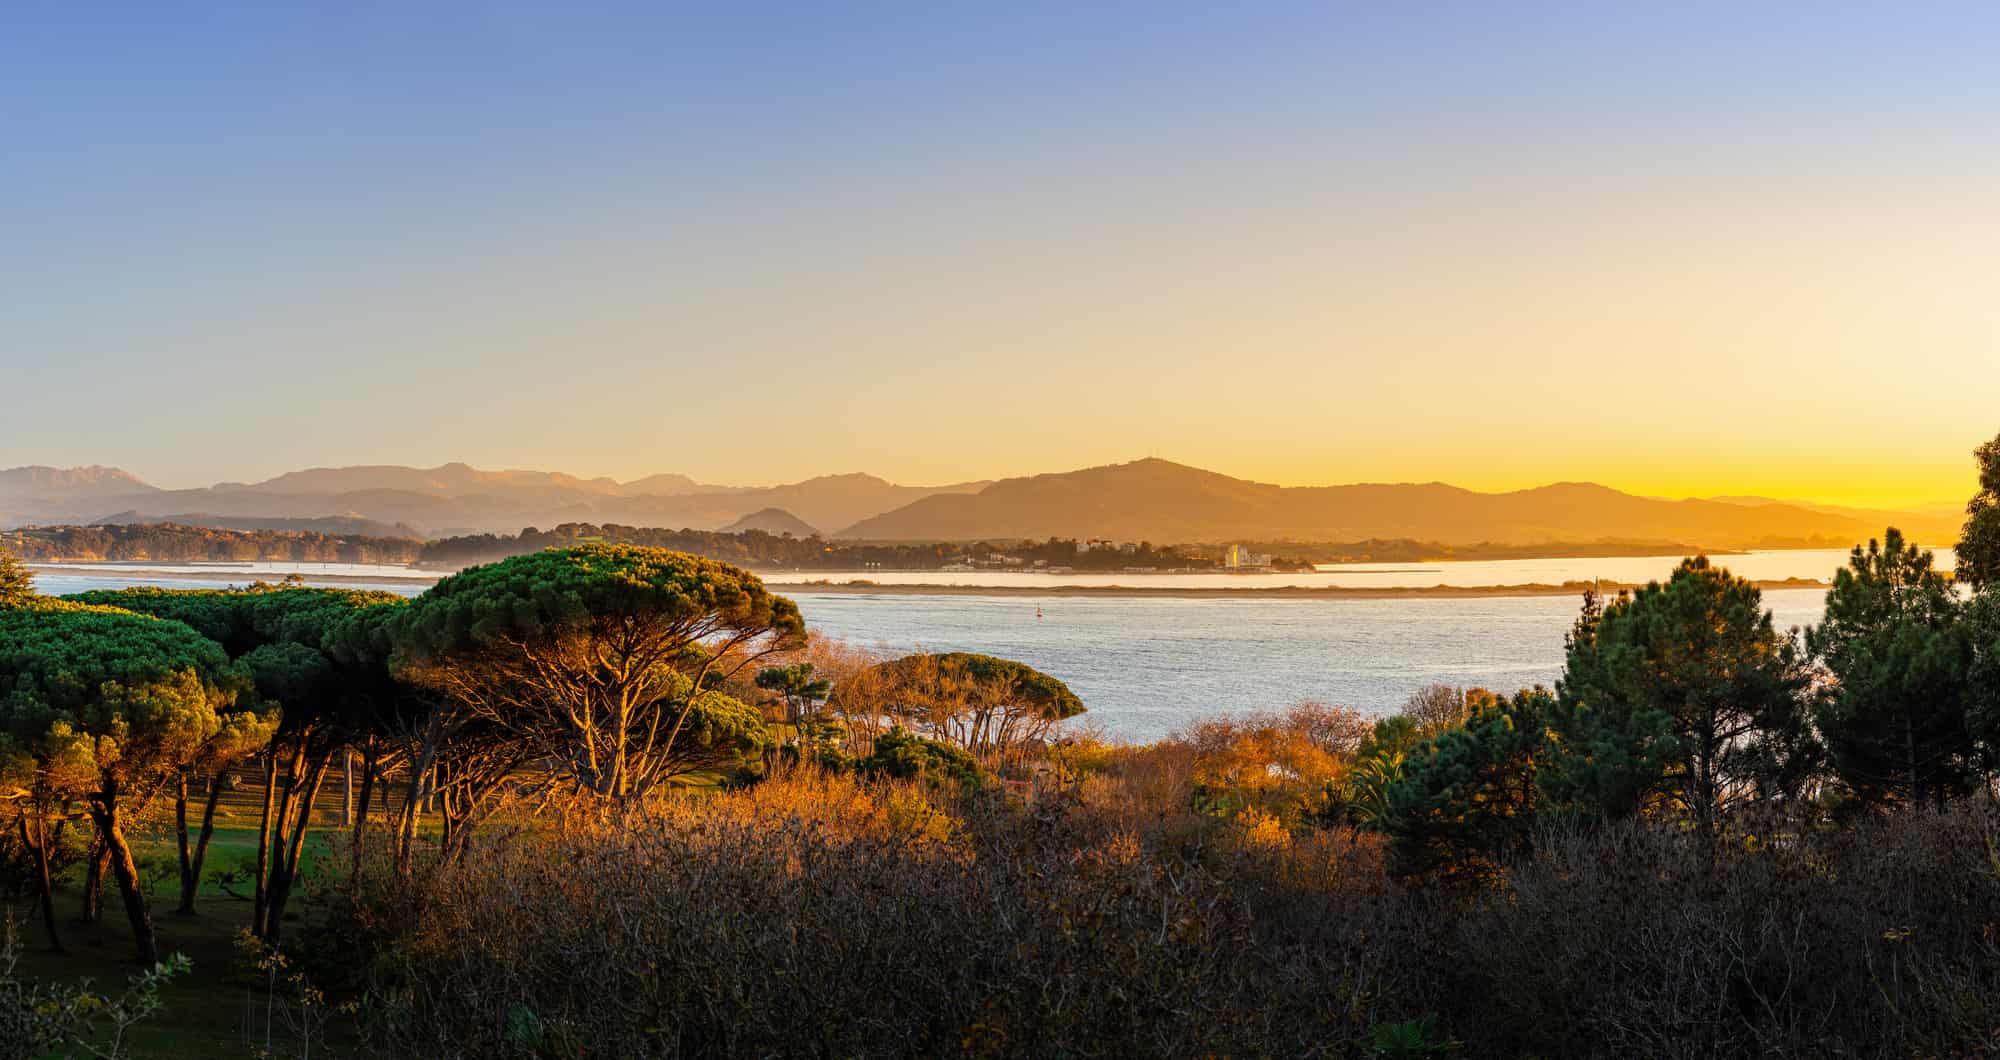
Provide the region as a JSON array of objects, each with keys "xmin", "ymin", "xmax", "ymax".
[
  {"xmin": 12, "ymin": 520, "xmax": 1241, "ymax": 573},
  {"xmin": 4, "ymin": 524, "xmax": 424, "ymax": 565},
  {"xmin": 0, "ymin": 432, "xmax": 1998, "ymax": 1056},
  {"xmin": 10, "ymin": 519, "xmax": 1715, "ymax": 577},
  {"xmin": 415, "ymin": 523, "xmax": 1282, "ymax": 572}
]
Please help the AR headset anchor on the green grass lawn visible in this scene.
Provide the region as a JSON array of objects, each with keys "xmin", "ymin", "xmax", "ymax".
[
  {"xmin": 7, "ymin": 780, "xmax": 391, "ymax": 1057},
  {"xmin": 12, "ymin": 885, "xmax": 261, "ymax": 1057}
]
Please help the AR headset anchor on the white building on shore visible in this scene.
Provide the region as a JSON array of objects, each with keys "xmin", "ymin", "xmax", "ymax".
[{"xmin": 1219, "ymin": 544, "xmax": 1272, "ymax": 569}]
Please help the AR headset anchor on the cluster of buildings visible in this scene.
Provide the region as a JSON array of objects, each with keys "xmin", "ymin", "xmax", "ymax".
[
  {"xmin": 936, "ymin": 539, "xmax": 1145, "ymax": 572},
  {"xmin": 940, "ymin": 553, "xmax": 1070, "ymax": 572},
  {"xmin": 925, "ymin": 539, "xmax": 1278, "ymax": 574},
  {"xmin": 1218, "ymin": 544, "xmax": 1274, "ymax": 569}
]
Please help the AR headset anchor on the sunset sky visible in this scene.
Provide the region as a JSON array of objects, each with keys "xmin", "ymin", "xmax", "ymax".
[{"xmin": 3, "ymin": 3, "xmax": 1995, "ymax": 508}]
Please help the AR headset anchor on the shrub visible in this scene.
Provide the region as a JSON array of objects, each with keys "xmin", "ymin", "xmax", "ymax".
[
  {"xmin": 855, "ymin": 726, "xmax": 983, "ymax": 786},
  {"xmin": 319, "ymin": 768, "xmax": 1397, "ymax": 1057},
  {"xmin": 265, "ymin": 717, "xmax": 2000, "ymax": 1059},
  {"xmin": 0, "ymin": 920, "xmax": 189, "ymax": 1058},
  {"xmin": 1178, "ymin": 702, "xmax": 1366, "ymax": 826},
  {"xmin": 1446, "ymin": 804, "xmax": 2000, "ymax": 1057}
]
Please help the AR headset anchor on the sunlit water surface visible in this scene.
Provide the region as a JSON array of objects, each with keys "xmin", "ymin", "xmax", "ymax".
[
  {"xmin": 31, "ymin": 563, "xmax": 1832, "ymax": 742},
  {"xmin": 786, "ymin": 589, "xmax": 1829, "ymax": 741}
]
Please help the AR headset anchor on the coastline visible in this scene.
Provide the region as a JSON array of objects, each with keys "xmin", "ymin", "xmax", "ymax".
[
  {"xmin": 23, "ymin": 562, "xmax": 1833, "ymax": 600},
  {"xmin": 763, "ymin": 577, "xmax": 1831, "ymax": 599},
  {"xmin": 27, "ymin": 563, "xmax": 442, "ymax": 587}
]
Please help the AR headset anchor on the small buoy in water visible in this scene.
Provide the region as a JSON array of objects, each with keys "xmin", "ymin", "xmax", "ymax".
[{"xmin": 1035, "ymin": 606, "xmax": 1044, "ymax": 619}]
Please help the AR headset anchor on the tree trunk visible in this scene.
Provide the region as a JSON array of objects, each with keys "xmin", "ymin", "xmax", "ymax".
[
  {"xmin": 349, "ymin": 745, "xmax": 377, "ymax": 886},
  {"xmin": 173, "ymin": 775, "xmax": 193, "ymax": 914},
  {"xmin": 1692, "ymin": 738, "xmax": 1717, "ymax": 881},
  {"xmin": 443, "ymin": 785, "xmax": 471, "ymax": 863},
  {"xmin": 342, "ymin": 746, "xmax": 354, "ymax": 827},
  {"xmin": 1906, "ymin": 715, "xmax": 1922, "ymax": 815},
  {"xmin": 92, "ymin": 784, "xmax": 160, "ymax": 966},
  {"xmin": 259, "ymin": 735, "xmax": 314, "ymax": 934},
  {"xmin": 264, "ymin": 754, "xmax": 332, "ymax": 941},
  {"xmin": 80, "ymin": 831, "xmax": 108, "ymax": 925},
  {"xmin": 397, "ymin": 731, "xmax": 441, "ymax": 875},
  {"xmin": 21, "ymin": 816, "xmax": 62, "ymax": 952},
  {"xmin": 178, "ymin": 771, "xmax": 227, "ymax": 915},
  {"xmin": 253, "ymin": 752, "xmax": 278, "ymax": 935},
  {"xmin": 438, "ymin": 761, "xmax": 456, "ymax": 855},
  {"xmin": 396, "ymin": 772, "xmax": 419, "ymax": 873}
]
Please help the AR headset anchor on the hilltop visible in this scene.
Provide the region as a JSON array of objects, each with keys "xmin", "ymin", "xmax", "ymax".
[{"xmin": 720, "ymin": 507, "xmax": 821, "ymax": 537}]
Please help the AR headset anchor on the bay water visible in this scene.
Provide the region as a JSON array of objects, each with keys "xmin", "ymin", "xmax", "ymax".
[{"xmin": 26, "ymin": 554, "xmax": 1847, "ymax": 742}]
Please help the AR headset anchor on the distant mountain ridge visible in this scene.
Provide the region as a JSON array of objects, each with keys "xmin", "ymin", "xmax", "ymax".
[
  {"xmin": 0, "ymin": 458, "xmax": 1959, "ymax": 549},
  {"xmin": 0, "ymin": 465, "xmax": 158, "ymax": 498},
  {"xmin": 836, "ymin": 458, "xmax": 1962, "ymax": 548},
  {"xmin": 720, "ymin": 508, "xmax": 821, "ymax": 537},
  {"xmin": 237, "ymin": 463, "xmax": 622, "ymax": 497},
  {"xmin": 1704, "ymin": 495, "xmax": 1966, "ymax": 529},
  {"xmin": 0, "ymin": 462, "xmax": 987, "ymax": 539}
]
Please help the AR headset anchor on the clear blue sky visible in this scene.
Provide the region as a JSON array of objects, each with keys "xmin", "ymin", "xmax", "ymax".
[{"xmin": 4, "ymin": 3, "xmax": 1997, "ymax": 504}]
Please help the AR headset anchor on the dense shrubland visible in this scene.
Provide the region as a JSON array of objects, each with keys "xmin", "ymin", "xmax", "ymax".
[
  {"xmin": 287, "ymin": 761, "xmax": 1998, "ymax": 1058},
  {"xmin": 312, "ymin": 770, "xmax": 1395, "ymax": 1057},
  {"xmin": 4, "ymin": 432, "xmax": 2000, "ymax": 1055}
]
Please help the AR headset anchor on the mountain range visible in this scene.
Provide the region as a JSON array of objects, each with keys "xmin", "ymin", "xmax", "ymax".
[
  {"xmin": 837, "ymin": 460, "xmax": 1964, "ymax": 548},
  {"xmin": 0, "ymin": 462, "xmax": 986, "ymax": 539},
  {"xmin": 0, "ymin": 458, "xmax": 1964, "ymax": 549}
]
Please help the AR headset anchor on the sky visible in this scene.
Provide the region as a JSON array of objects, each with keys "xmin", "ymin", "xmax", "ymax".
[{"xmin": 2, "ymin": 2, "xmax": 1996, "ymax": 508}]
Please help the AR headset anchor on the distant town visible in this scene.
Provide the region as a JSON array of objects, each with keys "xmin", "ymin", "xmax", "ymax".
[{"xmin": 937, "ymin": 538, "xmax": 1283, "ymax": 574}]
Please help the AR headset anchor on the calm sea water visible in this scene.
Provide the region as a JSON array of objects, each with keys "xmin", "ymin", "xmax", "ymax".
[
  {"xmin": 27, "ymin": 555, "xmax": 1848, "ymax": 741},
  {"xmin": 30, "ymin": 572, "xmax": 432, "ymax": 597},
  {"xmin": 786, "ymin": 589, "xmax": 1829, "ymax": 741}
]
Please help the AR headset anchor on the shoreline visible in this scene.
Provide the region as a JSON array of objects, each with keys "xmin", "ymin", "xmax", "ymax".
[
  {"xmin": 764, "ymin": 577, "xmax": 1831, "ymax": 599},
  {"xmin": 27, "ymin": 563, "xmax": 441, "ymax": 586},
  {"xmin": 23, "ymin": 563, "xmax": 1834, "ymax": 600}
]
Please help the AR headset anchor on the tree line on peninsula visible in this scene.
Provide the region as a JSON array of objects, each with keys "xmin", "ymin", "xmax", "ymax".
[
  {"xmin": 0, "ymin": 518, "xmax": 1798, "ymax": 575},
  {"xmin": 4, "ymin": 523, "xmax": 425, "ymax": 564}
]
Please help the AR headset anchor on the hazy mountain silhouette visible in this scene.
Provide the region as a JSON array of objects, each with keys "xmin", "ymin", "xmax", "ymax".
[
  {"xmin": 620, "ymin": 472, "xmax": 741, "ymax": 497},
  {"xmin": 1705, "ymin": 495, "xmax": 1965, "ymax": 529},
  {"xmin": 719, "ymin": 508, "xmax": 821, "ymax": 537},
  {"xmin": 234, "ymin": 463, "xmax": 624, "ymax": 497},
  {"xmin": 1, "ymin": 458, "xmax": 1957, "ymax": 547},
  {"xmin": 0, "ymin": 465, "xmax": 158, "ymax": 499},
  {"xmin": 0, "ymin": 466, "xmax": 164, "ymax": 529},
  {"xmin": 836, "ymin": 458, "xmax": 1960, "ymax": 548},
  {"xmin": 0, "ymin": 463, "xmax": 984, "ymax": 538}
]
